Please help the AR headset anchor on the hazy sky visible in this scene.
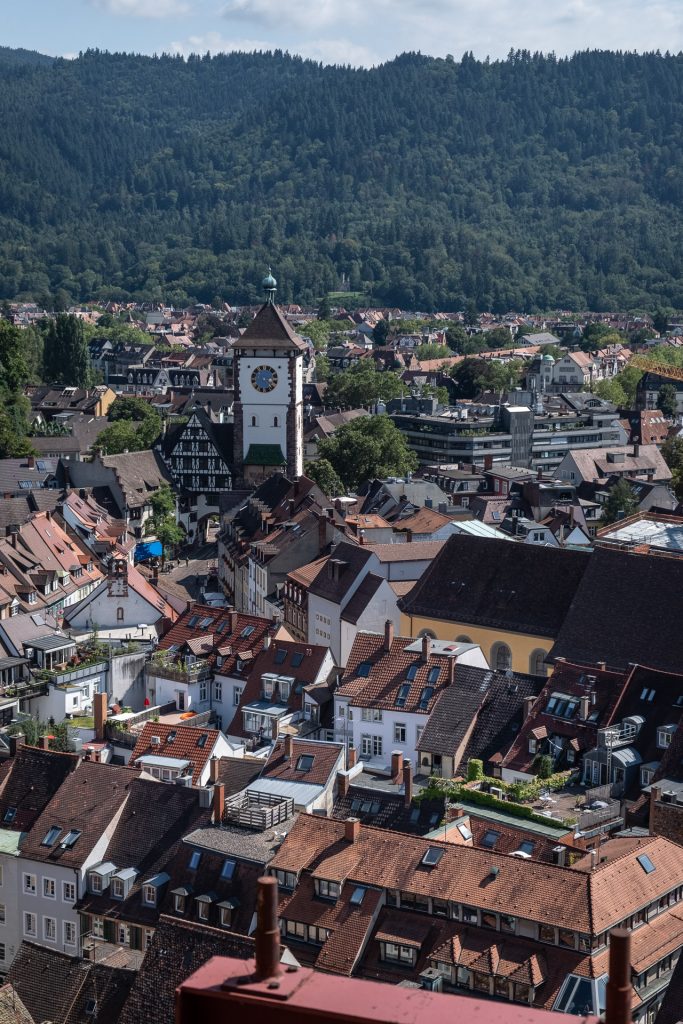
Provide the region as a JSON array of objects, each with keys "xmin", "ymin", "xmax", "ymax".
[{"xmin": 5, "ymin": 0, "xmax": 683, "ymax": 66}]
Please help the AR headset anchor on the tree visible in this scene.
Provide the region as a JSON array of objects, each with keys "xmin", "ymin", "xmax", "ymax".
[
  {"xmin": 592, "ymin": 378, "xmax": 627, "ymax": 406},
  {"xmin": 415, "ymin": 342, "xmax": 447, "ymax": 360},
  {"xmin": 484, "ymin": 327, "xmax": 514, "ymax": 349},
  {"xmin": 305, "ymin": 458, "xmax": 345, "ymax": 496},
  {"xmin": 43, "ymin": 314, "xmax": 91, "ymax": 386},
  {"xmin": 658, "ymin": 383, "xmax": 678, "ymax": 418},
  {"xmin": 0, "ymin": 321, "xmax": 34, "ymax": 456},
  {"xmin": 445, "ymin": 324, "xmax": 469, "ymax": 353},
  {"xmin": 108, "ymin": 396, "xmax": 162, "ymax": 447},
  {"xmin": 314, "ymin": 353, "xmax": 330, "ymax": 382},
  {"xmin": 601, "ymin": 479, "xmax": 639, "ymax": 525},
  {"xmin": 145, "ymin": 484, "xmax": 184, "ymax": 564},
  {"xmin": 95, "ymin": 420, "xmax": 140, "ymax": 455},
  {"xmin": 653, "ymin": 310, "xmax": 669, "ymax": 335},
  {"xmin": 463, "ymin": 301, "xmax": 478, "ymax": 327},
  {"xmin": 315, "ymin": 415, "xmax": 418, "ymax": 490},
  {"xmin": 317, "ymin": 293, "xmax": 331, "ymax": 321},
  {"xmin": 535, "ymin": 754, "xmax": 553, "ymax": 779},
  {"xmin": 661, "ymin": 436, "xmax": 683, "ymax": 501},
  {"xmin": 325, "ymin": 363, "xmax": 404, "ymax": 409},
  {"xmin": 372, "ymin": 318, "xmax": 390, "ymax": 346}
]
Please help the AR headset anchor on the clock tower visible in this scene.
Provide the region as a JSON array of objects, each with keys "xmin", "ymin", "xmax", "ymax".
[{"xmin": 232, "ymin": 272, "xmax": 305, "ymax": 485}]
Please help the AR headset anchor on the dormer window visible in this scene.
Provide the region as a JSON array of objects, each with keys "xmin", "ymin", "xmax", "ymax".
[
  {"xmin": 218, "ymin": 898, "xmax": 239, "ymax": 928},
  {"xmin": 315, "ymin": 879, "xmax": 340, "ymax": 900},
  {"xmin": 111, "ymin": 878, "xmax": 125, "ymax": 899},
  {"xmin": 90, "ymin": 874, "xmax": 102, "ymax": 894},
  {"xmin": 658, "ymin": 725, "xmax": 676, "ymax": 749},
  {"xmin": 143, "ymin": 884, "xmax": 157, "ymax": 907}
]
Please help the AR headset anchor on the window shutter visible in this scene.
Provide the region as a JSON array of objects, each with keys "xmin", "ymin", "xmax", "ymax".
[
  {"xmin": 129, "ymin": 926, "xmax": 142, "ymax": 951},
  {"xmin": 103, "ymin": 919, "xmax": 116, "ymax": 943}
]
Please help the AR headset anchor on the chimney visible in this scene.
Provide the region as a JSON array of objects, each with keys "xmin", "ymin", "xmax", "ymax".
[
  {"xmin": 263, "ymin": 635, "xmax": 271, "ymax": 650},
  {"xmin": 94, "ymin": 691, "xmax": 108, "ymax": 741},
  {"xmin": 470, "ymin": 463, "xmax": 478, "ymax": 475},
  {"xmin": 337, "ymin": 771, "xmax": 350, "ymax": 798},
  {"xmin": 284, "ymin": 734, "xmax": 293, "ymax": 759},
  {"xmin": 523, "ymin": 695, "xmax": 535, "ymax": 720},
  {"xmin": 391, "ymin": 750, "xmax": 404, "ymax": 781},
  {"xmin": 406, "ymin": 529, "xmax": 413, "ymax": 544},
  {"xmin": 345, "ymin": 817, "xmax": 360, "ymax": 843},
  {"xmin": 597, "ymin": 660, "xmax": 607, "ymax": 671},
  {"xmin": 649, "ymin": 786, "xmax": 661, "ymax": 834},
  {"xmin": 384, "ymin": 619, "xmax": 394, "ymax": 651},
  {"xmin": 448, "ymin": 656, "xmax": 457, "ymax": 685},
  {"xmin": 209, "ymin": 756, "xmax": 220, "ymax": 784},
  {"xmin": 484, "ymin": 454, "xmax": 493, "ymax": 471},
  {"xmin": 421, "ymin": 634, "xmax": 431, "ymax": 662},
  {"xmin": 403, "ymin": 760, "xmax": 413, "ymax": 807},
  {"xmin": 537, "ymin": 467, "xmax": 543, "ymax": 481},
  {"xmin": 633, "ymin": 441, "xmax": 640, "ymax": 458},
  {"xmin": 580, "ymin": 695, "xmax": 591, "ymax": 720},
  {"xmin": 39, "ymin": 735, "xmax": 50, "ymax": 750},
  {"xmin": 347, "ymin": 744, "xmax": 357, "ymax": 769},
  {"xmin": 9, "ymin": 733, "xmax": 25, "ymax": 757},
  {"xmin": 229, "ymin": 610, "xmax": 237, "ymax": 633},
  {"xmin": 213, "ymin": 782, "xmax": 225, "ymax": 824},
  {"xmin": 27, "ymin": 455, "xmax": 35, "ymax": 469}
]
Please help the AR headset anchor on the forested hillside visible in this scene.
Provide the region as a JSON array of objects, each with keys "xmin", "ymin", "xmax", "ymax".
[{"xmin": 1, "ymin": 48, "xmax": 683, "ymax": 311}]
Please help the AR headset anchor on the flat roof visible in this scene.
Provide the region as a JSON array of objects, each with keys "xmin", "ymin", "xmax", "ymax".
[
  {"xmin": 247, "ymin": 778, "xmax": 323, "ymax": 806},
  {"xmin": 599, "ymin": 518, "xmax": 683, "ymax": 553},
  {"xmin": 31, "ymin": 635, "xmax": 75, "ymax": 652},
  {"xmin": 136, "ymin": 754, "xmax": 191, "ymax": 770}
]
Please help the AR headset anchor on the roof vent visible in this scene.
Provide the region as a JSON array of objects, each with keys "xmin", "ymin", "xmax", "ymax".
[{"xmin": 150, "ymin": 736, "xmax": 161, "ymax": 746}]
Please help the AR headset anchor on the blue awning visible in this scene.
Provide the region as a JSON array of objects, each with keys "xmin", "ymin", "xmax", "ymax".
[{"xmin": 135, "ymin": 540, "xmax": 163, "ymax": 562}]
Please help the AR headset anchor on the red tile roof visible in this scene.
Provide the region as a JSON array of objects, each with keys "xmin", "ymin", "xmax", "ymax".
[
  {"xmin": 262, "ymin": 738, "xmax": 344, "ymax": 787},
  {"xmin": 338, "ymin": 634, "xmax": 453, "ymax": 715},
  {"xmin": 158, "ymin": 603, "xmax": 276, "ymax": 676},
  {"xmin": 130, "ymin": 722, "xmax": 221, "ymax": 785}
]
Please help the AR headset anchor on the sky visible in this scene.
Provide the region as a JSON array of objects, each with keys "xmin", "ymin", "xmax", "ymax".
[{"xmin": 4, "ymin": 0, "xmax": 683, "ymax": 67}]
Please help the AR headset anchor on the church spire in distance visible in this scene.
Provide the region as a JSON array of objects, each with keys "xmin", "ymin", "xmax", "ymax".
[{"xmin": 262, "ymin": 267, "xmax": 277, "ymax": 305}]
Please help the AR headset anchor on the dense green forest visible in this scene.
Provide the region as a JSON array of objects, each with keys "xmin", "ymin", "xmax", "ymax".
[{"xmin": 1, "ymin": 47, "xmax": 683, "ymax": 311}]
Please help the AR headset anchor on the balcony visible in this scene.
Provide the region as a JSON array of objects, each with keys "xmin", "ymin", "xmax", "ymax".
[
  {"xmin": 223, "ymin": 790, "xmax": 294, "ymax": 830},
  {"xmin": 146, "ymin": 656, "xmax": 211, "ymax": 685}
]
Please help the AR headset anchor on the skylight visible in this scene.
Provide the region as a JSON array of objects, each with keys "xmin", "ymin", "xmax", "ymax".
[
  {"xmin": 406, "ymin": 663, "xmax": 419, "ymax": 681},
  {"xmin": 221, "ymin": 858, "xmax": 236, "ymax": 880},
  {"xmin": 187, "ymin": 615, "xmax": 199, "ymax": 628},
  {"xmin": 395, "ymin": 683, "xmax": 411, "ymax": 708},
  {"xmin": 357, "ymin": 662, "xmax": 371, "ymax": 678},
  {"xmin": 241, "ymin": 625, "xmax": 255, "ymax": 638},
  {"xmin": 189, "ymin": 851, "xmax": 201, "ymax": 870},
  {"xmin": 41, "ymin": 826, "xmax": 62, "ymax": 847},
  {"xmin": 518, "ymin": 840, "xmax": 535, "ymax": 856},
  {"xmin": 60, "ymin": 830, "xmax": 81, "ymax": 849},
  {"xmin": 427, "ymin": 666, "xmax": 440, "ymax": 685},
  {"xmin": 3, "ymin": 807, "xmax": 16, "ymax": 824},
  {"xmin": 350, "ymin": 886, "xmax": 367, "ymax": 906},
  {"xmin": 199, "ymin": 617, "xmax": 213, "ymax": 629},
  {"xmin": 274, "ymin": 649, "xmax": 287, "ymax": 665},
  {"xmin": 456, "ymin": 822, "xmax": 472, "ymax": 841},
  {"xmin": 167, "ymin": 731, "xmax": 177, "ymax": 743},
  {"xmin": 290, "ymin": 652, "xmax": 304, "ymax": 668},
  {"xmin": 197, "ymin": 734, "xmax": 207, "ymax": 748},
  {"xmin": 422, "ymin": 847, "xmax": 444, "ymax": 867},
  {"xmin": 296, "ymin": 754, "xmax": 314, "ymax": 773},
  {"xmin": 637, "ymin": 853, "xmax": 656, "ymax": 874},
  {"xmin": 418, "ymin": 686, "xmax": 434, "ymax": 710}
]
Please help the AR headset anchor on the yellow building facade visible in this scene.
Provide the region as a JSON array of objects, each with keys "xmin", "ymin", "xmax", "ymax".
[{"xmin": 399, "ymin": 610, "xmax": 550, "ymax": 677}]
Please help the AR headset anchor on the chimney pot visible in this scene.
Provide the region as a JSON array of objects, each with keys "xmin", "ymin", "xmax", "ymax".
[
  {"xmin": 345, "ymin": 817, "xmax": 360, "ymax": 843},
  {"xmin": 213, "ymin": 781, "xmax": 225, "ymax": 824},
  {"xmin": 403, "ymin": 760, "xmax": 413, "ymax": 807},
  {"xmin": 597, "ymin": 660, "xmax": 607, "ymax": 671},
  {"xmin": 384, "ymin": 619, "xmax": 394, "ymax": 652}
]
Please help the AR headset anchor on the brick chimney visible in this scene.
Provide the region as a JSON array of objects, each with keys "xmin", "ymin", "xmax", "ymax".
[
  {"xmin": 284, "ymin": 734, "xmax": 293, "ymax": 759},
  {"xmin": 403, "ymin": 760, "xmax": 413, "ymax": 807},
  {"xmin": 421, "ymin": 634, "xmax": 431, "ymax": 662},
  {"xmin": 406, "ymin": 529, "xmax": 413, "ymax": 544},
  {"xmin": 580, "ymin": 695, "xmax": 591, "ymax": 720},
  {"xmin": 9, "ymin": 733, "xmax": 25, "ymax": 757},
  {"xmin": 337, "ymin": 771, "xmax": 350, "ymax": 798},
  {"xmin": 649, "ymin": 786, "xmax": 661, "ymax": 835},
  {"xmin": 94, "ymin": 691, "xmax": 108, "ymax": 742},
  {"xmin": 448, "ymin": 656, "xmax": 457, "ymax": 685},
  {"xmin": 347, "ymin": 745, "xmax": 357, "ymax": 769},
  {"xmin": 345, "ymin": 817, "xmax": 360, "ymax": 843},
  {"xmin": 27, "ymin": 455, "xmax": 35, "ymax": 469},
  {"xmin": 523, "ymin": 695, "xmax": 536, "ymax": 720},
  {"xmin": 484, "ymin": 454, "xmax": 493, "ymax": 471},
  {"xmin": 391, "ymin": 750, "xmax": 403, "ymax": 781},
  {"xmin": 209, "ymin": 756, "xmax": 220, "ymax": 784},
  {"xmin": 38, "ymin": 735, "xmax": 50, "ymax": 750},
  {"xmin": 213, "ymin": 782, "xmax": 225, "ymax": 824},
  {"xmin": 384, "ymin": 619, "xmax": 394, "ymax": 652}
]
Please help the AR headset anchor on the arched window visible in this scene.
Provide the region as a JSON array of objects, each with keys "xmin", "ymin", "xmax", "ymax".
[
  {"xmin": 491, "ymin": 642, "xmax": 512, "ymax": 672},
  {"xmin": 417, "ymin": 628, "xmax": 436, "ymax": 640},
  {"xmin": 251, "ymin": 416, "xmax": 257, "ymax": 427},
  {"xmin": 455, "ymin": 635, "xmax": 472, "ymax": 644},
  {"xmin": 530, "ymin": 649, "xmax": 548, "ymax": 677},
  {"xmin": 273, "ymin": 416, "xmax": 279, "ymax": 427}
]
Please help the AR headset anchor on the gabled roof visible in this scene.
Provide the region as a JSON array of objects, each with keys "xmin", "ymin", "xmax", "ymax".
[
  {"xmin": 262, "ymin": 738, "xmax": 344, "ymax": 787},
  {"xmin": 238, "ymin": 302, "xmax": 307, "ymax": 351},
  {"xmin": 99, "ymin": 449, "xmax": 172, "ymax": 509},
  {"xmin": 20, "ymin": 762, "xmax": 139, "ymax": 869},
  {"xmin": 0, "ymin": 744, "xmax": 80, "ymax": 833},
  {"xmin": 158, "ymin": 603, "xmax": 275, "ymax": 677},
  {"xmin": 340, "ymin": 573, "xmax": 386, "ymax": 625},
  {"xmin": 400, "ymin": 534, "xmax": 589, "ymax": 638},
  {"xmin": 550, "ymin": 546, "xmax": 683, "ymax": 673},
  {"xmin": 7, "ymin": 942, "xmax": 136, "ymax": 1024},
  {"xmin": 130, "ymin": 723, "xmax": 221, "ymax": 785},
  {"xmin": 307, "ymin": 541, "xmax": 374, "ymax": 603}
]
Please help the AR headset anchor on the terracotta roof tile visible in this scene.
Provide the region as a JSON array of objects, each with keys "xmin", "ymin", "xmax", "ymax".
[
  {"xmin": 262, "ymin": 738, "xmax": 344, "ymax": 787},
  {"xmin": 131, "ymin": 722, "xmax": 222, "ymax": 786},
  {"xmin": 339, "ymin": 634, "xmax": 456, "ymax": 716}
]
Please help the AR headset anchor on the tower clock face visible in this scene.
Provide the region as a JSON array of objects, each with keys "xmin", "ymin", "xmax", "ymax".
[{"xmin": 251, "ymin": 364, "xmax": 278, "ymax": 393}]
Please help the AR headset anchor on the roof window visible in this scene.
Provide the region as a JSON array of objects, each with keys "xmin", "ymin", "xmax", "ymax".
[
  {"xmin": 187, "ymin": 615, "xmax": 200, "ymax": 628},
  {"xmin": 406, "ymin": 663, "xmax": 419, "ymax": 681},
  {"xmin": 421, "ymin": 846, "xmax": 444, "ymax": 867},
  {"xmin": 481, "ymin": 829, "xmax": 501, "ymax": 849},
  {"xmin": 357, "ymin": 662, "xmax": 371, "ymax": 678},
  {"xmin": 418, "ymin": 686, "xmax": 434, "ymax": 710},
  {"xmin": 241, "ymin": 625, "xmax": 255, "ymax": 638},
  {"xmin": 427, "ymin": 666, "xmax": 440, "ymax": 685},
  {"xmin": 637, "ymin": 853, "xmax": 656, "ymax": 874},
  {"xmin": 395, "ymin": 683, "xmax": 411, "ymax": 708},
  {"xmin": 189, "ymin": 850, "xmax": 201, "ymax": 870},
  {"xmin": 3, "ymin": 807, "xmax": 16, "ymax": 824},
  {"xmin": 640, "ymin": 688, "xmax": 656, "ymax": 702},
  {"xmin": 350, "ymin": 886, "xmax": 367, "ymax": 906},
  {"xmin": 290, "ymin": 652, "xmax": 304, "ymax": 668},
  {"xmin": 296, "ymin": 754, "xmax": 315, "ymax": 773},
  {"xmin": 41, "ymin": 826, "xmax": 62, "ymax": 847},
  {"xmin": 197, "ymin": 734, "xmax": 207, "ymax": 748},
  {"xmin": 274, "ymin": 649, "xmax": 287, "ymax": 665},
  {"xmin": 221, "ymin": 858, "xmax": 236, "ymax": 880},
  {"xmin": 456, "ymin": 822, "xmax": 472, "ymax": 841},
  {"xmin": 60, "ymin": 830, "xmax": 81, "ymax": 849}
]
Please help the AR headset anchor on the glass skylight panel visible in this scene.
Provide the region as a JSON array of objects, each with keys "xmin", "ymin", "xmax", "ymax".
[
  {"xmin": 637, "ymin": 853, "xmax": 656, "ymax": 874},
  {"xmin": 395, "ymin": 683, "xmax": 411, "ymax": 707},
  {"xmin": 456, "ymin": 822, "xmax": 472, "ymax": 841},
  {"xmin": 60, "ymin": 830, "xmax": 81, "ymax": 849},
  {"xmin": 41, "ymin": 826, "xmax": 61, "ymax": 847},
  {"xmin": 418, "ymin": 686, "xmax": 434, "ymax": 710},
  {"xmin": 350, "ymin": 886, "xmax": 366, "ymax": 905},
  {"xmin": 406, "ymin": 664, "xmax": 419, "ymax": 681},
  {"xmin": 221, "ymin": 859, "xmax": 236, "ymax": 880},
  {"xmin": 427, "ymin": 666, "xmax": 440, "ymax": 685},
  {"xmin": 421, "ymin": 847, "xmax": 444, "ymax": 867},
  {"xmin": 290, "ymin": 652, "xmax": 304, "ymax": 667},
  {"xmin": 187, "ymin": 615, "xmax": 200, "ymax": 628},
  {"xmin": 189, "ymin": 850, "xmax": 201, "ymax": 870},
  {"xmin": 241, "ymin": 625, "xmax": 255, "ymax": 638},
  {"xmin": 296, "ymin": 754, "xmax": 314, "ymax": 772},
  {"xmin": 481, "ymin": 829, "xmax": 500, "ymax": 849},
  {"xmin": 274, "ymin": 649, "xmax": 287, "ymax": 665},
  {"xmin": 357, "ymin": 662, "xmax": 371, "ymax": 678},
  {"xmin": 3, "ymin": 807, "xmax": 16, "ymax": 824}
]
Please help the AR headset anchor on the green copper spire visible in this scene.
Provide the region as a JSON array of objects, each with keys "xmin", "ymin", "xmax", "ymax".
[{"xmin": 262, "ymin": 268, "xmax": 277, "ymax": 304}]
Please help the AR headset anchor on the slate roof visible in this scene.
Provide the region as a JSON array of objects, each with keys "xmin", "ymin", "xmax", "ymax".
[
  {"xmin": 307, "ymin": 541, "xmax": 374, "ymax": 603},
  {"xmin": 130, "ymin": 722, "xmax": 221, "ymax": 786},
  {"xmin": 0, "ymin": 744, "xmax": 80, "ymax": 833},
  {"xmin": 340, "ymin": 573, "xmax": 385, "ymax": 625},
  {"xmin": 400, "ymin": 534, "xmax": 590, "ymax": 637},
  {"xmin": 118, "ymin": 916, "xmax": 254, "ymax": 1024},
  {"xmin": 550, "ymin": 546, "xmax": 683, "ymax": 672},
  {"xmin": 459, "ymin": 669, "xmax": 546, "ymax": 770},
  {"xmin": 20, "ymin": 761, "xmax": 139, "ymax": 869},
  {"xmin": 238, "ymin": 302, "xmax": 307, "ymax": 351},
  {"xmin": 7, "ymin": 941, "xmax": 136, "ymax": 1024},
  {"xmin": 100, "ymin": 449, "xmax": 172, "ymax": 509},
  {"xmin": 262, "ymin": 738, "xmax": 344, "ymax": 787},
  {"xmin": 0, "ymin": 457, "xmax": 57, "ymax": 496},
  {"xmin": 216, "ymin": 756, "xmax": 263, "ymax": 796}
]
